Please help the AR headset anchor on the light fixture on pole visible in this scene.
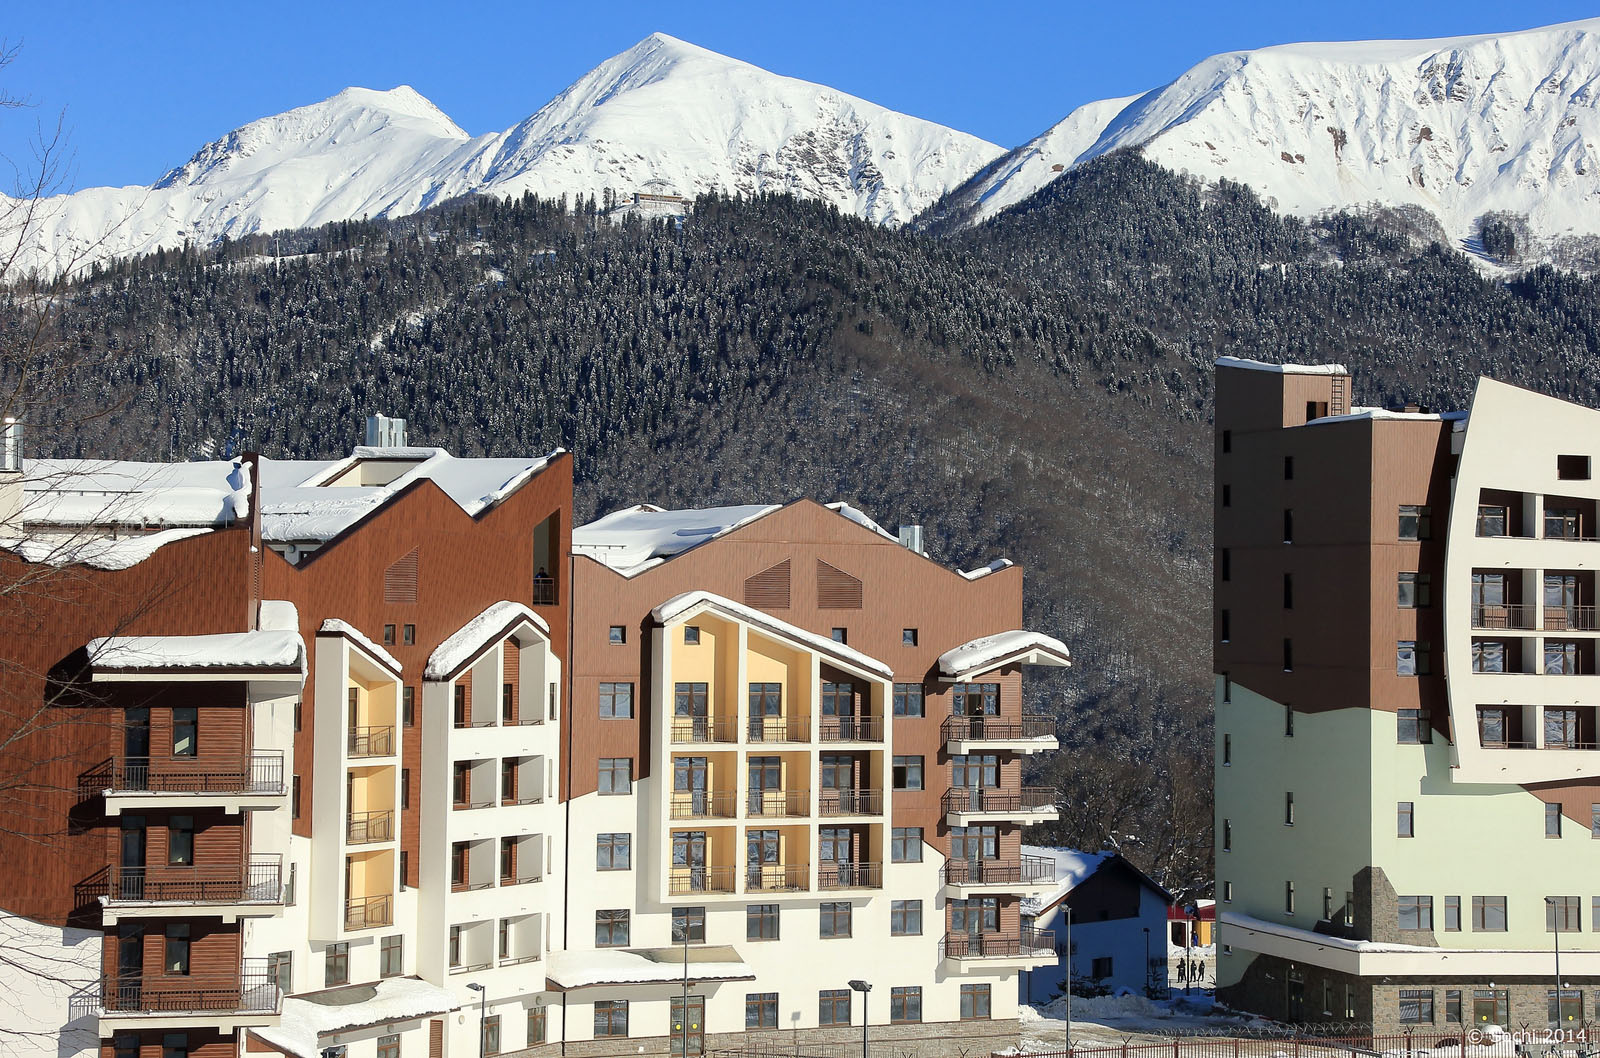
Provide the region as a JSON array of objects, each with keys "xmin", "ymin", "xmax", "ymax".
[
  {"xmin": 1546, "ymin": 897, "xmax": 1565, "ymax": 1027},
  {"xmin": 849, "ymin": 980, "xmax": 872, "ymax": 1058},
  {"xmin": 1142, "ymin": 927, "xmax": 1151, "ymax": 996},
  {"xmin": 674, "ymin": 921, "xmax": 696, "ymax": 1057},
  {"xmin": 1064, "ymin": 906, "xmax": 1073, "ymax": 1056},
  {"xmin": 466, "ymin": 982, "xmax": 486, "ymax": 1058}
]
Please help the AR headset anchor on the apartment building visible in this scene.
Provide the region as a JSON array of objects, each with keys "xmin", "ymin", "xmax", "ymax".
[
  {"xmin": 0, "ymin": 424, "xmax": 1072, "ymax": 1058},
  {"xmin": 1214, "ymin": 359, "xmax": 1600, "ymax": 1031}
]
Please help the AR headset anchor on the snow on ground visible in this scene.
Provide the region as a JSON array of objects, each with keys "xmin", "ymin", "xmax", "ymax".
[{"xmin": 1013, "ymin": 992, "xmax": 1257, "ymax": 1052}]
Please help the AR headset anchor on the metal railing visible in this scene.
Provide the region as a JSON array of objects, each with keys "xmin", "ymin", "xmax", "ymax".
[
  {"xmin": 670, "ymin": 718, "xmax": 738, "ymax": 744},
  {"xmin": 500, "ymin": 871, "xmax": 543, "ymax": 887},
  {"xmin": 1470, "ymin": 603, "xmax": 1534, "ymax": 630},
  {"xmin": 453, "ymin": 715, "xmax": 496, "ymax": 729},
  {"xmin": 345, "ymin": 893, "xmax": 393, "ymax": 930},
  {"xmin": 669, "ymin": 791, "xmax": 737, "ymax": 819},
  {"xmin": 746, "ymin": 717, "xmax": 811, "ymax": 743},
  {"xmin": 746, "ymin": 788, "xmax": 810, "ymax": 817},
  {"xmin": 95, "ymin": 750, "xmax": 287, "ymax": 797},
  {"xmin": 817, "ymin": 788, "xmax": 882, "ymax": 815},
  {"xmin": 1544, "ymin": 737, "xmax": 1600, "ymax": 750},
  {"xmin": 941, "ymin": 927, "xmax": 1055, "ymax": 959},
  {"xmin": 744, "ymin": 864, "xmax": 809, "ymax": 891},
  {"xmin": 347, "ymin": 809, "xmax": 394, "ymax": 844},
  {"xmin": 347, "ymin": 726, "xmax": 394, "ymax": 757},
  {"xmin": 941, "ymin": 854, "xmax": 1057, "ymax": 887},
  {"xmin": 942, "ymin": 786, "xmax": 1058, "ymax": 815},
  {"xmin": 532, "ymin": 580, "xmax": 557, "ymax": 606},
  {"xmin": 1545, "ymin": 605, "xmax": 1600, "ymax": 631},
  {"xmin": 452, "ymin": 798, "xmax": 495, "ymax": 811},
  {"xmin": 818, "ymin": 716, "xmax": 883, "ymax": 742},
  {"xmin": 74, "ymin": 960, "xmax": 280, "ymax": 1017},
  {"xmin": 941, "ymin": 715, "xmax": 1057, "ymax": 742},
  {"xmin": 501, "ymin": 792, "xmax": 544, "ymax": 806},
  {"xmin": 499, "ymin": 952, "xmax": 542, "ymax": 966},
  {"xmin": 817, "ymin": 862, "xmax": 882, "ymax": 889},
  {"xmin": 668, "ymin": 866, "xmax": 737, "ymax": 894},
  {"xmin": 108, "ymin": 856, "xmax": 283, "ymax": 904}
]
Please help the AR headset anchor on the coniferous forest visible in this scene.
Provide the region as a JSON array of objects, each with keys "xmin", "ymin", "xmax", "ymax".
[{"xmin": 17, "ymin": 152, "xmax": 1600, "ymax": 897}]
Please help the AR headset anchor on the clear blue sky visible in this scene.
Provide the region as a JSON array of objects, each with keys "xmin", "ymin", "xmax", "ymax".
[{"xmin": 2, "ymin": 0, "xmax": 1596, "ymax": 191}]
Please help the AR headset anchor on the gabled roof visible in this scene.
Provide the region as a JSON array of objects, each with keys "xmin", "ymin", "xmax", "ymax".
[
  {"xmin": 317, "ymin": 619, "xmax": 402, "ymax": 676},
  {"xmin": 1023, "ymin": 847, "xmax": 1173, "ymax": 915},
  {"xmin": 426, "ymin": 601, "xmax": 549, "ymax": 681},
  {"xmin": 653, "ymin": 590, "xmax": 893, "ymax": 680}
]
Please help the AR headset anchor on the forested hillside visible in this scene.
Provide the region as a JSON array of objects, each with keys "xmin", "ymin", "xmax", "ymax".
[{"xmin": 17, "ymin": 153, "xmax": 1600, "ymax": 897}]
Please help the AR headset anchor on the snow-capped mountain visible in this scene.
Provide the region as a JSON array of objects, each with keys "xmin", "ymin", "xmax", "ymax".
[
  {"xmin": 13, "ymin": 34, "xmax": 1001, "ymax": 276},
  {"xmin": 927, "ymin": 17, "xmax": 1600, "ymax": 258}
]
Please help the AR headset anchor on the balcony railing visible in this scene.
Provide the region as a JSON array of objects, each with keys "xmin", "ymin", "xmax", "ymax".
[
  {"xmin": 108, "ymin": 856, "xmax": 283, "ymax": 904},
  {"xmin": 347, "ymin": 809, "xmax": 394, "ymax": 844},
  {"xmin": 941, "ymin": 715, "xmax": 1056, "ymax": 742},
  {"xmin": 1470, "ymin": 604, "xmax": 1535, "ymax": 630},
  {"xmin": 345, "ymin": 893, "xmax": 393, "ymax": 930},
  {"xmin": 817, "ymin": 862, "xmax": 882, "ymax": 890},
  {"xmin": 87, "ymin": 751, "xmax": 288, "ymax": 799},
  {"xmin": 452, "ymin": 797, "xmax": 495, "ymax": 811},
  {"xmin": 818, "ymin": 717, "xmax": 883, "ymax": 742},
  {"xmin": 499, "ymin": 951, "xmax": 542, "ymax": 967},
  {"xmin": 73, "ymin": 960, "xmax": 280, "ymax": 1018},
  {"xmin": 747, "ymin": 717, "xmax": 811, "ymax": 743},
  {"xmin": 745, "ymin": 863, "xmax": 810, "ymax": 891},
  {"xmin": 941, "ymin": 854, "xmax": 1057, "ymax": 887},
  {"xmin": 942, "ymin": 786, "xmax": 1059, "ymax": 815},
  {"xmin": 501, "ymin": 792, "xmax": 544, "ymax": 806},
  {"xmin": 532, "ymin": 579, "xmax": 557, "ymax": 606},
  {"xmin": 348, "ymin": 726, "xmax": 394, "ymax": 757},
  {"xmin": 942, "ymin": 928, "xmax": 1056, "ymax": 960},
  {"xmin": 670, "ymin": 791, "xmax": 737, "ymax": 819},
  {"xmin": 818, "ymin": 788, "xmax": 883, "ymax": 816},
  {"xmin": 1545, "ymin": 606, "xmax": 1600, "ymax": 632},
  {"xmin": 670, "ymin": 718, "xmax": 738, "ymax": 744},
  {"xmin": 746, "ymin": 788, "xmax": 810, "ymax": 817},
  {"xmin": 501, "ymin": 871, "xmax": 543, "ymax": 887},
  {"xmin": 667, "ymin": 866, "xmax": 737, "ymax": 894}
]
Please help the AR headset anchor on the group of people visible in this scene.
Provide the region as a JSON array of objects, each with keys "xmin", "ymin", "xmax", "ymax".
[{"xmin": 1174, "ymin": 956, "xmax": 1207, "ymax": 985}]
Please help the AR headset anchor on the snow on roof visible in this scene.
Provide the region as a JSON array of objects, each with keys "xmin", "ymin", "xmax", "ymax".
[
  {"xmin": 1305, "ymin": 406, "xmax": 1469, "ymax": 426},
  {"xmin": 572, "ymin": 503, "xmax": 781, "ymax": 576},
  {"xmin": 88, "ymin": 629, "xmax": 306, "ymax": 672},
  {"xmin": 426, "ymin": 601, "xmax": 549, "ymax": 680},
  {"xmin": 1219, "ymin": 910, "xmax": 1458, "ymax": 954},
  {"xmin": 826, "ymin": 501, "xmax": 896, "ymax": 541},
  {"xmin": 1215, "ymin": 355, "xmax": 1348, "ymax": 376},
  {"xmin": 251, "ymin": 977, "xmax": 459, "ymax": 1058},
  {"xmin": 19, "ymin": 459, "xmax": 251, "ymax": 527},
  {"xmin": 0, "ymin": 526, "xmax": 215, "ymax": 570},
  {"xmin": 546, "ymin": 946, "xmax": 754, "ymax": 990},
  {"xmin": 959, "ymin": 558, "xmax": 1014, "ymax": 580},
  {"xmin": 258, "ymin": 599, "xmax": 301, "ymax": 631},
  {"xmin": 937, "ymin": 629, "xmax": 1072, "ymax": 679},
  {"xmin": 653, "ymin": 591, "xmax": 893, "ymax": 679},
  {"xmin": 318, "ymin": 619, "xmax": 402, "ymax": 674},
  {"xmin": 1022, "ymin": 846, "xmax": 1112, "ymax": 914}
]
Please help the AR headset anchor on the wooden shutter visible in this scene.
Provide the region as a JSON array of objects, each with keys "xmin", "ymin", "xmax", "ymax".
[
  {"xmin": 743, "ymin": 559, "xmax": 792, "ymax": 609},
  {"xmin": 430, "ymin": 1019, "xmax": 444, "ymax": 1058},
  {"xmin": 817, "ymin": 560, "xmax": 863, "ymax": 610},
  {"xmin": 384, "ymin": 548, "xmax": 419, "ymax": 605}
]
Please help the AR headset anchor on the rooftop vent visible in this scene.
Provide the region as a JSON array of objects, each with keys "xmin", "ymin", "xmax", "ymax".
[
  {"xmin": 897, "ymin": 525, "xmax": 924, "ymax": 555},
  {"xmin": 365, "ymin": 414, "xmax": 407, "ymax": 448},
  {"xmin": 1, "ymin": 419, "xmax": 21, "ymax": 474}
]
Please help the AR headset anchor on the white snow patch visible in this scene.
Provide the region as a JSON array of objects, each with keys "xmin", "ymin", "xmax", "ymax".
[
  {"xmin": 653, "ymin": 590, "xmax": 893, "ymax": 679},
  {"xmin": 1021, "ymin": 846, "xmax": 1112, "ymax": 913},
  {"xmin": 546, "ymin": 946, "xmax": 753, "ymax": 990},
  {"xmin": 251, "ymin": 976, "xmax": 458, "ymax": 1058},
  {"xmin": 937, "ymin": 629, "xmax": 1072, "ymax": 678},
  {"xmin": 20, "ymin": 458, "xmax": 250, "ymax": 526},
  {"xmin": 1306, "ymin": 406, "xmax": 1469, "ymax": 425},
  {"xmin": 0, "ymin": 527, "xmax": 215, "ymax": 570},
  {"xmin": 89, "ymin": 629, "xmax": 305, "ymax": 673},
  {"xmin": 825, "ymin": 501, "xmax": 897, "ymax": 541},
  {"xmin": 258, "ymin": 599, "xmax": 301, "ymax": 631},
  {"xmin": 959, "ymin": 558, "xmax": 1014, "ymax": 580},
  {"xmin": 319, "ymin": 619, "xmax": 403, "ymax": 674},
  {"xmin": 573, "ymin": 503, "xmax": 779, "ymax": 577},
  {"xmin": 1215, "ymin": 356, "xmax": 1348, "ymax": 376},
  {"xmin": 426, "ymin": 601, "xmax": 548, "ymax": 680}
]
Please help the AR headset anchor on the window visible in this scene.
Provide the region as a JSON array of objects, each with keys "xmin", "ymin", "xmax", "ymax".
[
  {"xmin": 1285, "ymin": 880, "xmax": 1295, "ymax": 914},
  {"xmin": 483, "ymin": 1016, "xmax": 501, "ymax": 1056},
  {"xmin": 1473, "ymin": 641, "xmax": 1506, "ymax": 673},
  {"xmin": 453, "ymin": 685, "xmax": 467, "ymax": 727},
  {"xmin": 1221, "ymin": 549, "xmax": 1231, "ymax": 582},
  {"xmin": 608, "ymin": 625, "xmax": 625, "ymax": 645},
  {"xmin": 1472, "ymin": 896, "xmax": 1507, "ymax": 931},
  {"xmin": 819, "ymin": 990, "xmax": 851, "ymax": 1026},
  {"xmin": 403, "ymin": 624, "xmax": 415, "ymax": 646},
  {"xmin": 172, "ymin": 707, "xmax": 197, "ymax": 757},
  {"xmin": 1222, "ymin": 430, "xmax": 1232, "ymax": 453},
  {"xmin": 960, "ymin": 984, "xmax": 992, "ymax": 1021},
  {"xmin": 1283, "ymin": 638, "xmax": 1293, "ymax": 672},
  {"xmin": 1558, "ymin": 454, "xmax": 1591, "ymax": 480},
  {"xmin": 1283, "ymin": 572, "xmax": 1293, "ymax": 609},
  {"xmin": 401, "ymin": 768, "xmax": 410, "ymax": 810},
  {"xmin": 1399, "ymin": 505, "xmax": 1430, "ymax": 540},
  {"xmin": 380, "ymin": 935, "xmax": 403, "ymax": 977},
  {"xmin": 747, "ymin": 904, "xmax": 779, "ymax": 941},
  {"xmin": 599, "ymin": 683, "xmax": 634, "ymax": 719},
  {"xmin": 168, "ymin": 815, "xmax": 194, "ymax": 866},
  {"xmin": 1397, "ymin": 640, "xmax": 1430, "ymax": 676},
  {"xmin": 162, "ymin": 1034, "xmax": 188, "ymax": 1058},
  {"xmin": 893, "ymin": 683, "xmax": 924, "ymax": 717},
  {"xmin": 595, "ymin": 909, "xmax": 630, "ymax": 947},
  {"xmin": 1284, "ymin": 791, "xmax": 1295, "ymax": 825},
  {"xmin": 672, "ymin": 906, "xmax": 706, "ymax": 944},
  {"xmin": 453, "ymin": 762, "xmax": 470, "ymax": 807},
  {"xmin": 891, "ymin": 899, "xmax": 923, "ymax": 936},
  {"xmin": 746, "ymin": 993, "xmax": 778, "ymax": 1030},
  {"xmin": 383, "ymin": 624, "xmax": 396, "ymax": 645},
  {"xmin": 820, "ymin": 901, "xmax": 852, "ymax": 938},
  {"xmin": 449, "ymin": 925, "xmax": 462, "ymax": 968},
  {"xmin": 267, "ymin": 951, "xmax": 292, "ymax": 994},
  {"xmin": 1284, "ymin": 702, "xmax": 1295, "ymax": 737},
  {"xmin": 1444, "ymin": 896, "xmax": 1461, "ymax": 932},
  {"xmin": 1344, "ymin": 891, "xmax": 1355, "ymax": 926},
  {"xmin": 1220, "ymin": 609, "xmax": 1230, "ymax": 642},
  {"xmin": 1474, "ymin": 989, "xmax": 1510, "ymax": 1027},
  {"xmin": 897, "ymin": 628, "xmax": 918, "ymax": 648},
  {"xmin": 1547, "ymin": 895, "xmax": 1581, "ymax": 932},
  {"xmin": 597, "ymin": 833, "xmax": 631, "ymax": 870},
  {"xmin": 1223, "ymin": 881, "xmax": 1233, "ymax": 902},
  {"xmin": 594, "ymin": 1000, "xmax": 629, "ymax": 1037},
  {"xmin": 1592, "ymin": 803, "xmax": 1600, "ymax": 837},
  {"xmin": 1223, "ymin": 819, "xmax": 1232, "ymax": 852},
  {"xmin": 1322, "ymin": 887, "xmax": 1333, "ymax": 921},
  {"xmin": 1283, "ymin": 508, "xmax": 1294, "ymax": 543},
  {"xmin": 528, "ymin": 1007, "xmax": 547, "ymax": 1046},
  {"xmin": 1222, "ymin": 734, "xmax": 1231, "ymax": 765},
  {"xmin": 1222, "ymin": 484, "xmax": 1231, "ymax": 507},
  {"xmin": 892, "ymin": 755, "xmax": 923, "ymax": 790},
  {"xmin": 1398, "ymin": 572, "xmax": 1431, "ymax": 608},
  {"xmin": 397, "ymin": 852, "xmax": 407, "ymax": 892},
  {"xmin": 1398, "ymin": 709, "xmax": 1431, "ymax": 744},
  {"xmin": 891, "ymin": 827, "xmax": 923, "ymax": 862},
  {"xmin": 1399, "ymin": 989, "xmax": 1435, "ymax": 1024},
  {"xmin": 683, "ymin": 626, "xmax": 701, "ymax": 645},
  {"xmin": 1547, "ymin": 802, "xmax": 1563, "ymax": 838},
  {"xmin": 325, "ymin": 942, "xmax": 349, "ymax": 987},
  {"xmin": 377, "ymin": 1036, "xmax": 400, "ymax": 1058},
  {"xmin": 1222, "ymin": 674, "xmax": 1231, "ymax": 703},
  {"xmin": 599, "ymin": 758, "xmax": 632, "ymax": 795},
  {"xmin": 891, "ymin": 986, "xmax": 922, "ymax": 1024},
  {"xmin": 1549, "ymin": 989, "xmax": 1584, "ymax": 1029},
  {"xmin": 831, "ymin": 628, "xmax": 847, "ymax": 644},
  {"xmin": 1284, "ymin": 455, "xmax": 1295, "ymax": 480},
  {"xmin": 1399, "ymin": 895, "xmax": 1433, "ymax": 931},
  {"xmin": 1398, "ymin": 801, "xmax": 1415, "ymax": 837},
  {"xmin": 294, "ymin": 698, "xmax": 302, "ymax": 732},
  {"xmin": 403, "ymin": 686, "xmax": 415, "ymax": 726},
  {"xmin": 1446, "ymin": 989, "xmax": 1463, "ymax": 1024},
  {"xmin": 112, "ymin": 1038, "xmax": 140, "ymax": 1058},
  {"xmin": 1546, "ymin": 640, "xmax": 1581, "ymax": 675}
]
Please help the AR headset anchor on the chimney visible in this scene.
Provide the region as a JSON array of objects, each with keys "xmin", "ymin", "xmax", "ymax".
[
  {"xmin": 897, "ymin": 525, "xmax": 925, "ymax": 555},
  {"xmin": 0, "ymin": 419, "xmax": 23, "ymax": 532},
  {"xmin": 365, "ymin": 413, "xmax": 407, "ymax": 448}
]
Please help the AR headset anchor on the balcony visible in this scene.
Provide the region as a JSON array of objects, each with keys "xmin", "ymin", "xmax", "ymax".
[
  {"xmin": 347, "ymin": 809, "xmax": 395, "ymax": 844},
  {"xmin": 819, "ymin": 716, "xmax": 883, "ymax": 743},
  {"xmin": 106, "ymin": 856, "xmax": 283, "ymax": 909},
  {"xmin": 345, "ymin": 893, "xmax": 393, "ymax": 930},
  {"xmin": 348, "ymin": 726, "xmax": 395, "ymax": 758},
  {"xmin": 669, "ymin": 791, "xmax": 737, "ymax": 820},
  {"xmin": 745, "ymin": 863, "xmax": 809, "ymax": 892},
  {"xmin": 746, "ymin": 788, "xmax": 810, "ymax": 818},
  {"xmin": 818, "ymin": 788, "xmax": 882, "ymax": 816},
  {"xmin": 72, "ymin": 960, "xmax": 280, "ymax": 1029},
  {"xmin": 941, "ymin": 928, "xmax": 1056, "ymax": 962},
  {"xmin": 500, "ymin": 869, "xmax": 543, "ymax": 887},
  {"xmin": 746, "ymin": 716, "xmax": 811, "ymax": 744},
  {"xmin": 670, "ymin": 718, "xmax": 738, "ymax": 745},
  {"xmin": 1545, "ymin": 606, "xmax": 1600, "ymax": 632},
  {"xmin": 85, "ymin": 751, "xmax": 288, "ymax": 814},
  {"xmin": 942, "ymin": 715, "xmax": 1059, "ymax": 754},
  {"xmin": 941, "ymin": 854, "xmax": 1057, "ymax": 891},
  {"xmin": 668, "ymin": 866, "xmax": 737, "ymax": 894},
  {"xmin": 1471, "ymin": 604, "xmax": 1535, "ymax": 631},
  {"xmin": 818, "ymin": 862, "xmax": 882, "ymax": 890},
  {"xmin": 943, "ymin": 786, "xmax": 1059, "ymax": 825}
]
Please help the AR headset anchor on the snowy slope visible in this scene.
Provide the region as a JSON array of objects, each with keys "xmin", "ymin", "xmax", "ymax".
[
  {"xmin": 929, "ymin": 17, "xmax": 1600, "ymax": 258},
  {"xmin": 11, "ymin": 34, "xmax": 1000, "ymax": 275}
]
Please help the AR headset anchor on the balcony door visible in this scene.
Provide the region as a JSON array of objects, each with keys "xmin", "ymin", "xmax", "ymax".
[
  {"xmin": 819, "ymin": 826, "xmax": 855, "ymax": 883},
  {"xmin": 115, "ymin": 924, "xmax": 143, "ymax": 1009},
  {"xmin": 1547, "ymin": 574, "xmax": 1580, "ymax": 628},
  {"xmin": 952, "ymin": 754, "xmax": 998, "ymax": 812},
  {"xmin": 951, "ymin": 897, "xmax": 999, "ymax": 948},
  {"xmin": 748, "ymin": 757, "xmax": 780, "ymax": 815},
  {"xmin": 669, "ymin": 994, "xmax": 705, "ymax": 1056},
  {"xmin": 672, "ymin": 831, "xmax": 707, "ymax": 890},
  {"xmin": 124, "ymin": 709, "xmax": 150, "ymax": 789},
  {"xmin": 675, "ymin": 757, "xmax": 708, "ymax": 815},
  {"xmin": 951, "ymin": 825, "xmax": 998, "ymax": 880},
  {"xmin": 821, "ymin": 682, "xmax": 855, "ymax": 739},
  {"xmin": 746, "ymin": 830, "xmax": 779, "ymax": 887},
  {"xmin": 748, "ymin": 684, "xmax": 781, "ymax": 741},
  {"xmin": 119, "ymin": 817, "xmax": 146, "ymax": 900},
  {"xmin": 675, "ymin": 683, "xmax": 709, "ymax": 740}
]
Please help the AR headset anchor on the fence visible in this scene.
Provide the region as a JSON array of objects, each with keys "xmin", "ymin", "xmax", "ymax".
[{"xmin": 1000, "ymin": 1026, "xmax": 1600, "ymax": 1058}]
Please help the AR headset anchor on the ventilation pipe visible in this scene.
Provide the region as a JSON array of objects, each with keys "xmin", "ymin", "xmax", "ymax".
[
  {"xmin": 897, "ymin": 525, "xmax": 925, "ymax": 555},
  {"xmin": 365, "ymin": 413, "xmax": 407, "ymax": 448}
]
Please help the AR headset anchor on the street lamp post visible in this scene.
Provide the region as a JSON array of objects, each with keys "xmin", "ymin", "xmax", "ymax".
[
  {"xmin": 1142, "ymin": 927, "xmax": 1151, "ymax": 997},
  {"xmin": 674, "ymin": 921, "xmax": 696, "ymax": 1057},
  {"xmin": 1546, "ymin": 897, "xmax": 1565, "ymax": 1029},
  {"xmin": 849, "ymin": 980, "xmax": 872, "ymax": 1058},
  {"xmin": 466, "ymin": 982, "xmax": 486, "ymax": 1058},
  {"xmin": 1185, "ymin": 903, "xmax": 1198, "ymax": 997},
  {"xmin": 1064, "ymin": 906, "xmax": 1073, "ymax": 1056}
]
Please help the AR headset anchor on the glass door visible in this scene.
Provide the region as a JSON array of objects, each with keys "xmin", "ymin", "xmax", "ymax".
[
  {"xmin": 746, "ymin": 830, "xmax": 779, "ymax": 888},
  {"xmin": 748, "ymin": 757, "xmax": 780, "ymax": 815},
  {"xmin": 822, "ymin": 682, "xmax": 855, "ymax": 739},
  {"xmin": 674, "ymin": 758, "xmax": 708, "ymax": 816},
  {"xmin": 675, "ymin": 683, "xmax": 709, "ymax": 741},
  {"xmin": 670, "ymin": 995, "xmax": 705, "ymax": 1056},
  {"xmin": 672, "ymin": 831, "xmax": 707, "ymax": 890}
]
